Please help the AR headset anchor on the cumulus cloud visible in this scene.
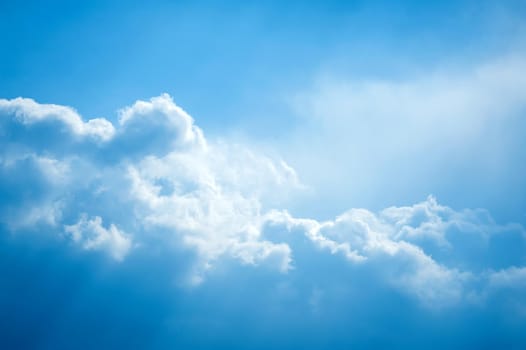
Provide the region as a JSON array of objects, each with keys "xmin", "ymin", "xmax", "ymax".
[
  {"xmin": 1, "ymin": 93, "xmax": 525, "ymax": 305},
  {"xmin": 0, "ymin": 94, "xmax": 299, "ymax": 275},
  {"xmin": 127, "ymin": 140, "xmax": 297, "ymax": 279},
  {"xmin": 113, "ymin": 93, "xmax": 207, "ymax": 159},
  {"xmin": 266, "ymin": 196, "xmax": 525, "ymax": 306},
  {"xmin": 64, "ymin": 215, "xmax": 132, "ymax": 261},
  {"xmin": 0, "ymin": 97, "xmax": 115, "ymax": 141}
]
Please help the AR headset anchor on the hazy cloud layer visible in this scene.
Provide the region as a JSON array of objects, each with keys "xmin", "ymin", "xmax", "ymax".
[{"xmin": 286, "ymin": 55, "xmax": 526, "ymax": 214}]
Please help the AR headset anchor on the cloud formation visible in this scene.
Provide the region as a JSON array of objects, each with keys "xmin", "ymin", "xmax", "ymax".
[
  {"xmin": 0, "ymin": 94, "xmax": 299, "ymax": 277},
  {"xmin": 64, "ymin": 215, "xmax": 132, "ymax": 262},
  {"xmin": 1, "ymin": 93, "xmax": 525, "ymax": 305},
  {"xmin": 267, "ymin": 196, "xmax": 526, "ymax": 306},
  {"xmin": 0, "ymin": 97, "xmax": 115, "ymax": 141}
]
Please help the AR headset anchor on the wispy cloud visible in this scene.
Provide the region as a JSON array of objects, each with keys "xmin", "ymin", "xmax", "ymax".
[{"xmin": 285, "ymin": 55, "xmax": 526, "ymax": 210}]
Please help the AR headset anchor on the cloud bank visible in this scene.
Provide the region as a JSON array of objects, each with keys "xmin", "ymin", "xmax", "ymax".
[{"xmin": 1, "ymin": 93, "xmax": 525, "ymax": 305}]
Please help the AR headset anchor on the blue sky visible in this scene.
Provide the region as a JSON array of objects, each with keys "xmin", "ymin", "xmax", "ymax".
[{"xmin": 1, "ymin": 1, "xmax": 526, "ymax": 349}]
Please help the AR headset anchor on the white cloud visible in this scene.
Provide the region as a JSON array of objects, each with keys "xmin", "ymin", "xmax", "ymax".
[
  {"xmin": 118, "ymin": 93, "xmax": 205, "ymax": 148},
  {"xmin": 127, "ymin": 137, "xmax": 299, "ymax": 278},
  {"xmin": 0, "ymin": 97, "xmax": 115, "ymax": 141},
  {"xmin": 489, "ymin": 266, "xmax": 526, "ymax": 289},
  {"xmin": 1, "ymin": 93, "xmax": 525, "ymax": 303},
  {"xmin": 267, "ymin": 196, "xmax": 525, "ymax": 306},
  {"xmin": 294, "ymin": 56, "xmax": 526, "ymax": 140},
  {"xmin": 0, "ymin": 94, "xmax": 299, "ymax": 276},
  {"xmin": 64, "ymin": 215, "xmax": 132, "ymax": 261},
  {"xmin": 285, "ymin": 55, "xmax": 526, "ymax": 208}
]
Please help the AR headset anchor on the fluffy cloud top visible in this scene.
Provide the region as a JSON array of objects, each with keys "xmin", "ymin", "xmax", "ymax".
[
  {"xmin": 64, "ymin": 215, "xmax": 132, "ymax": 262},
  {"xmin": 0, "ymin": 97, "xmax": 115, "ymax": 141},
  {"xmin": 0, "ymin": 94, "xmax": 299, "ymax": 277},
  {"xmin": 268, "ymin": 196, "xmax": 526, "ymax": 306}
]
